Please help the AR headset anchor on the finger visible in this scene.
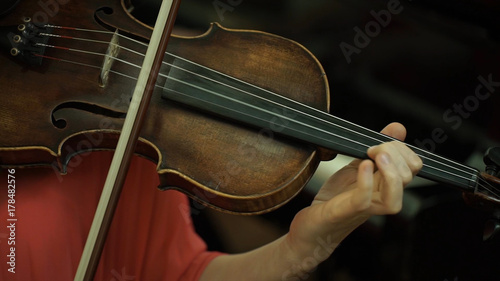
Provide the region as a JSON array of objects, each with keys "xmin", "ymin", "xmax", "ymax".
[
  {"xmin": 380, "ymin": 122, "xmax": 407, "ymax": 141},
  {"xmin": 323, "ymin": 160, "xmax": 374, "ymax": 221},
  {"xmin": 378, "ymin": 123, "xmax": 422, "ymax": 176},
  {"xmin": 350, "ymin": 160, "xmax": 374, "ymax": 211},
  {"xmin": 371, "ymin": 152, "xmax": 404, "ymax": 214},
  {"xmin": 368, "ymin": 141, "xmax": 422, "ymax": 184}
]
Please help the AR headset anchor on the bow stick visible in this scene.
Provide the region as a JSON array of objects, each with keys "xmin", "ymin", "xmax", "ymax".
[{"xmin": 74, "ymin": 0, "xmax": 182, "ymax": 280}]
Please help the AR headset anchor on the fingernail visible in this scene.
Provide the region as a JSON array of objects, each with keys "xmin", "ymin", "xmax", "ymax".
[{"xmin": 380, "ymin": 153, "xmax": 390, "ymax": 165}]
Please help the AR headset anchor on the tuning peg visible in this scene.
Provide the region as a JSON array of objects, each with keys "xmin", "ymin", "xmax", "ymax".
[{"xmin": 483, "ymin": 147, "xmax": 500, "ymax": 177}]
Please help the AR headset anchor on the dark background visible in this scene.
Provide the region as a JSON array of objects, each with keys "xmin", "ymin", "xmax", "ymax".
[{"xmin": 126, "ymin": 1, "xmax": 500, "ymax": 281}]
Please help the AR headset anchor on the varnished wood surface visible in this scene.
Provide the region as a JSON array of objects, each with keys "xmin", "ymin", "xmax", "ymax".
[{"xmin": 0, "ymin": 0, "xmax": 330, "ymax": 213}]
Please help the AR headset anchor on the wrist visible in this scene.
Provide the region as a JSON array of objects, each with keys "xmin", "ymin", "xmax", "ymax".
[{"xmin": 280, "ymin": 231, "xmax": 340, "ymax": 280}]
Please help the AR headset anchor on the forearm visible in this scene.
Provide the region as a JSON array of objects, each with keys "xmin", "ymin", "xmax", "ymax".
[
  {"xmin": 199, "ymin": 235, "xmax": 300, "ymax": 281},
  {"xmin": 198, "ymin": 231, "xmax": 344, "ymax": 281}
]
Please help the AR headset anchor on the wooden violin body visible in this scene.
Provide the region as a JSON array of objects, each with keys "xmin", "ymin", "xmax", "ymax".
[{"xmin": 0, "ymin": 0, "xmax": 331, "ymax": 214}]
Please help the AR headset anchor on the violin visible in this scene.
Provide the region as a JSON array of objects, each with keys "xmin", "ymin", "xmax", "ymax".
[
  {"xmin": 2, "ymin": 0, "xmax": 500, "ymax": 279},
  {"xmin": 1, "ymin": 0, "xmax": 500, "ymax": 227}
]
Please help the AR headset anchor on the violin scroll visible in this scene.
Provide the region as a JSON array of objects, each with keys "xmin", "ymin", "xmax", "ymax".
[
  {"xmin": 480, "ymin": 147, "xmax": 500, "ymax": 205},
  {"xmin": 462, "ymin": 147, "xmax": 500, "ymax": 241},
  {"xmin": 484, "ymin": 147, "xmax": 500, "ymax": 177},
  {"xmin": 482, "ymin": 148, "xmax": 500, "ymax": 240},
  {"xmin": 463, "ymin": 172, "xmax": 500, "ymax": 241}
]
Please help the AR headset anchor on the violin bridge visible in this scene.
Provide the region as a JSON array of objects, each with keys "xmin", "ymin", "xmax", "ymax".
[{"xmin": 99, "ymin": 30, "xmax": 120, "ymax": 88}]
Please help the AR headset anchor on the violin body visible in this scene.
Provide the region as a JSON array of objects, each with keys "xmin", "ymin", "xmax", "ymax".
[{"xmin": 0, "ymin": 0, "xmax": 331, "ymax": 213}]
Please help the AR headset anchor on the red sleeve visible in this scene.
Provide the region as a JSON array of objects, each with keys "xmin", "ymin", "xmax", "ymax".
[{"xmin": 0, "ymin": 151, "xmax": 224, "ymax": 281}]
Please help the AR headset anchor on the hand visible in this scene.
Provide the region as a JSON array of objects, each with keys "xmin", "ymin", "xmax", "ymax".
[
  {"xmin": 200, "ymin": 123, "xmax": 423, "ymax": 281},
  {"xmin": 284, "ymin": 122, "xmax": 423, "ymax": 266}
]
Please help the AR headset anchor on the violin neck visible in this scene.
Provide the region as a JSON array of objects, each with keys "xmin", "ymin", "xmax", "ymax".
[{"xmin": 162, "ymin": 58, "xmax": 480, "ymax": 194}]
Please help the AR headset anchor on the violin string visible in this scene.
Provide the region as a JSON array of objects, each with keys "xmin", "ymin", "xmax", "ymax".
[
  {"xmin": 35, "ymin": 27, "xmax": 500, "ymax": 195},
  {"xmin": 67, "ymin": 28, "xmax": 478, "ymax": 184},
  {"xmin": 36, "ymin": 29, "xmax": 481, "ymax": 181},
  {"xmin": 33, "ymin": 53, "xmax": 101, "ymax": 69},
  {"xmin": 38, "ymin": 27, "xmax": 477, "ymax": 177},
  {"xmin": 163, "ymin": 52, "xmax": 480, "ymax": 174},
  {"xmin": 111, "ymin": 29, "xmax": 482, "ymax": 179},
  {"xmin": 45, "ymin": 24, "xmax": 114, "ymax": 34},
  {"xmin": 477, "ymin": 177, "xmax": 500, "ymax": 197},
  {"xmin": 39, "ymin": 32, "xmax": 149, "ymax": 58},
  {"xmin": 39, "ymin": 32, "xmax": 111, "ymax": 44},
  {"xmin": 163, "ymin": 76, "xmax": 500, "ymax": 198},
  {"xmin": 161, "ymin": 73, "xmax": 500, "ymax": 197},
  {"xmin": 35, "ymin": 52, "xmax": 500, "ymax": 197},
  {"xmin": 36, "ymin": 42, "xmax": 107, "ymax": 57},
  {"xmin": 35, "ymin": 51, "xmax": 500, "ymax": 198},
  {"xmin": 160, "ymin": 46, "xmax": 479, "ymax": 174},
  {"xmin": 30, "ymin": 29, "xmax": 480, "ymax": 181},
  {"xmin": 159, "ymin": 62, "xmax": 481, "ymax": 188},
  {"xmin": 36, "ymin": 42, "xmax": 145, "ymax": 71},
  {"xmin": 470, "ymin": 175, "xmax": 500, "ymax": 200},
  {"xmin": 37, "ymin": 29, "xmax": 478, "ymax": 177}
]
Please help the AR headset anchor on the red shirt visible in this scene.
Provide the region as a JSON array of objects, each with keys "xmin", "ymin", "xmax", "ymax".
[{"xmin": 0, "ymin": 151, "xmax": 222, "ymax": 280}]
